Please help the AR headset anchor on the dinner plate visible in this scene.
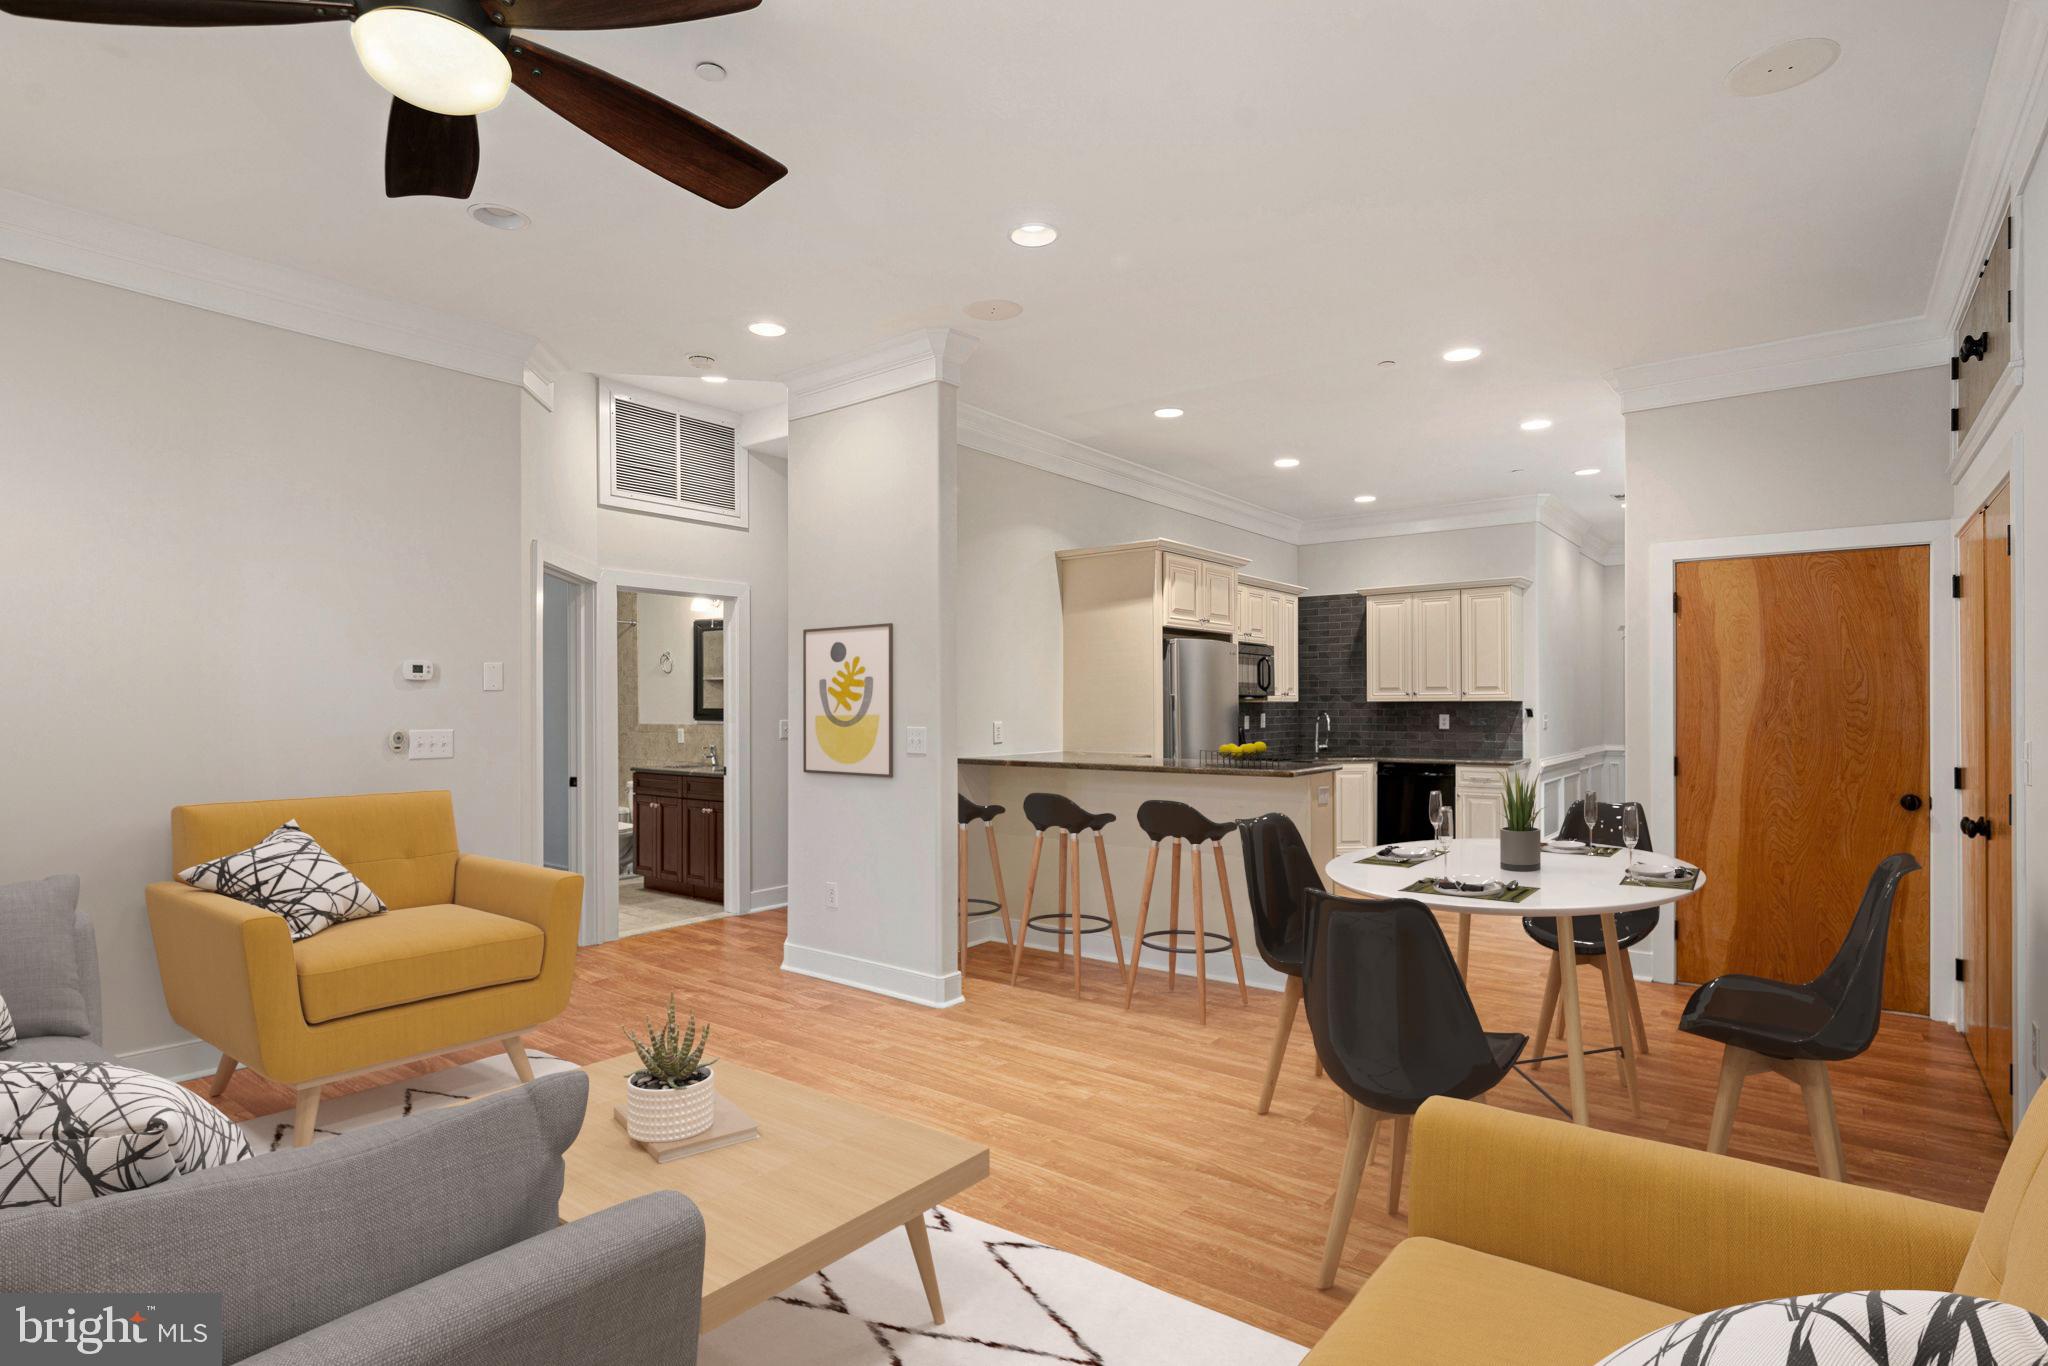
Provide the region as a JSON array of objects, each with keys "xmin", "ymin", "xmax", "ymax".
[
  {"xmin": 1545, "ymin": 838, "xmax": 1587, "ymax": 850},
  {"xmin": 1389, "ymin": 842, "xmax": 1438, "ymax": 858},
  {"xmin": 1629, "ymin": 857, "xmax": 1684, "ymax": 877}
]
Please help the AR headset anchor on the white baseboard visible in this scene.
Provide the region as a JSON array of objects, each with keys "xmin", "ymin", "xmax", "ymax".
[
  {"xmin": 748, "ymin": 884, "xmax": 790, "ymax": 914},
  {"xmin": 118, "ymin": 1036, "xmax": 220, "ymax": 1084},
  {"xmin": 781, "ymin": 940, "xmax": 962, "ymax": 1008}
]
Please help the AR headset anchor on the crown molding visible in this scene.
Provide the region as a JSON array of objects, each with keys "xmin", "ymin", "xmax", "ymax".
[
  {"xmin": 1605, "ymin": 316, "xmax": 1950, "ymax": 414},
  {"xmin": 1295, "ymin": 494, "xmax": 1549, "ymax": 546},
  {"xmin": 783, "ymin": 327, "xmax": 978, "ymax": 421},
  {"xmin": 1535, "ymin": 493, "xmax": 1621, "ymax": 566},
  {"xmin": 956, "ymin": 405, "xmax": 1304, "ymax": 543},
  {"xmin": 521, "ymin": 342, "xmax": 564, "ymax": 411},
  {"xmin": 0, "ymin": 188, "xmax": 537, "ymax": 386}
]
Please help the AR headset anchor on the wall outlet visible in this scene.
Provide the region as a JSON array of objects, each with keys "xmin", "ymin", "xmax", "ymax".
[
  {"xmin": 991, "ymin": 720, "xmax": 1005, "ymax": 745},
  {"xmin": 825, "ymin": 882, "xmax": 838, "ymax": 909},
  {"xmin": 778, "ymin": 719, "xmax": 789, "ymax": 741},
  {"xmin": 482, "ymin": 661, "xmax": 504, "ymax": 692},
  {"xmin": 907, "ymin": 725, "xmax": 928, "ymax": 756},
  {"xmin": 407, "ymin": 728, "xmax": 454, "ymax": 760},
  {"xmin": 1438, "ymin": 713, "xmax": 1450, "ymax": 730},
  {"xmin": 389, "ymin": 729, "xmax": 407, "ymax": 753}
]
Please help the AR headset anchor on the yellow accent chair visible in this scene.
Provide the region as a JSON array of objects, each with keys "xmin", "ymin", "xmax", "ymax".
[
  {"xmin": 146, "ymin": 791, "xmax": 583, "ymax": 1147},
  {"xmin": 1304, "ymin": 1093, "xmax": 2041, "ymax": 1364}
]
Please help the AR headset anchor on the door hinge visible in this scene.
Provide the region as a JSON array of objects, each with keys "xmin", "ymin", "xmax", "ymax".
[
  {"xmin": 2008, "ymin": 289, "xmax": 2014, "ymax": 323},
  {"xmin": 2008, "ymin": 215, "xmax": 2014, "ymax": 250},
  {"xmin": 1953, "ymin": 407, "xmax": 1962, "ymax": 432},
  {"xmin": 1672, "ymin": 591, "xmax": 1680, "ymax": 614},
  {"xmin": 1955, "ymin": 766, "xmax": 1965, "ymax": 790},
  {"xmin": 1953, "ymin": 574, "xmax": 1964, "ymax": 599},
  {"xmin": 1953, "ymin": 355, "xmax": 1962, "ymax": 380},
  {"xmin": 1957, "ymin": 957, "xmax": 1967, "ymax": 983},
  {"xmin": 2007, "ymin": 524, "xmax": 2013, "ymax": 556},
  {"xmin": 1673, "ymin": 755, "xmax": 1680, "ymax": 777},
  {"xmin": 2011, "ymin": 793, "xmax": 2015, "ymax": 823},
  {"xmin": 568, "ymin": 776, "xmax": 578, "ymax": 788}
]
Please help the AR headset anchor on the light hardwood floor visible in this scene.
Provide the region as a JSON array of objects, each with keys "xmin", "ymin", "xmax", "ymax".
[{"xmin": 195, "ymin": 909, "xmax": 2008, "ymax": 1347}]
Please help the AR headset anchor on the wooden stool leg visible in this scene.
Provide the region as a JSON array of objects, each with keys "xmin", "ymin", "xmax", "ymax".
[
  {"xmin": 957, "ymin": 823, "xmax": 971, "ymax": 976},
  {"xmin": 1094, "ymin": 831, "xmax": 1126, "ymax": 973},
  {"xmin": 1056, "ymin": 833, "xmax": 1070, "ymax": 963},
  {"xmin": 209, "ymin": 1053, "xmax": 238, "ymax": 1098},
  {"xmin": 1191, "ymin": 845, "xmax": 1209, "ymax": 1024},
  {"xmin": 1211, "ymin": 842, "xmax": 1250, "ymax": 1005},
  {"xmin": 1386, "ymin": 1114, "xmax": 1411, "ymax": 1216},
  {"xmin": 1598, "ymin": 915, "xmax": 1641, "ymax": 1116},
  {"xmin": 1789, "ymin": 1060, "xmax": 1846, "ymax": 1181},
  {"xmin": 1706, "ymin": 1046, "xmax": 1753, "ymax": 1155},
  {"xmin": 1257, "ymin": 976, "xmax": 1301, "ymax": 1113},
  {"xmin": 1124, "ymin": 841, "xmax": 1162, "ymax": 1009},
  {"xmin": 1553, "ymin": 914, "xmax": 1590, "ymax": 1125},
  {"xmin": 985, "ymin": 823, "xmax": 1016, "ymax": 949},
  {"xmin": 292, "ymin": 1086, "xmax": 322, "ymax": 1148},
  {"xmin": 1070, "ymin": 833, "xmax": 1085, "ymax": 993},
  {"xmin": 1008, "ymin": 833, "xmax": 1045, "ymax": 985},
  {"xmin": 1454, "ymin": 912, "xmax": 1472, "ymax": 978},
  {"xmin": 1167, "ymin": 839, "xmax": 1183, "ymax": 990},
  {"xmin": 1532, "ymin": 954, "xmax": 1561, "ymax": 1067},
  {"xmin": 1319, "ymin": 1102, "xmax": 1381, "ymax": 1289}
]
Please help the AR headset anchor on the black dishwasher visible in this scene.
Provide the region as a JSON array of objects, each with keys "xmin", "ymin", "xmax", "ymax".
[{"xmin": 1376, "ymin": 763, "xmax": 1455, "ymax": 844}]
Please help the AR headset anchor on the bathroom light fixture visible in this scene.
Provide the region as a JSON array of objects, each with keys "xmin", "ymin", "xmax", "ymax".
[
  {"xmin": 1153, "ymin": 407, "xmax": 1184, "ymax": 419},
  {"xmin": 1442, "ymin": 346, "xmax": 1482, "ymax": 363},
  {"xmin": 1010, "ymin": 223, "xmax": 1058, "ymax": 247},
  {"xmin": 1520, "ymin": 417, "xmax": 1553, "ymax": 431},
  {"xmin": 1575, "ymin": 467, "xmax": 1602, "ymax": 477},
  {"xmin": 747, "ymin": 321, "xmax": 786, "ymax": 337},
  {"xmin": 690, "ymin": 597, "xmax": 723, "ymax": 614},
  {"xmin": 351, "ymin": 5, "xmax": 511, "ymax": 117},
  {"xmin": 1273, "ymin": 457, "xmax": 1300, "ymax": 469},
  {"xmin": 1354, "ymin": 494, "xmax": 1377, "ymax": 503},
  {"xmin": 701, "ymin": 375, "xmax": 730, "ymax": 384}
]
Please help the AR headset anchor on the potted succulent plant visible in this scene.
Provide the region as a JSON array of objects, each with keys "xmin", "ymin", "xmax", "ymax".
[
  {"xmin": 1499, "ymin": 772, "xmax": 1542, "ymax": 872},
  {"xmin": 623, "ymin": 996, "xmax": 716, "ymax": 1143}
]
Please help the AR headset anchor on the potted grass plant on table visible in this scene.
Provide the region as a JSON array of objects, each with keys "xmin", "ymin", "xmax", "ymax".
[
  {"xmin": 1499, "ymin": 772, "xmax": 1542, "ymax": 872},
  {"xmin": 624, "ymin": 995, "xmax": 716, "ymax": 1143}
]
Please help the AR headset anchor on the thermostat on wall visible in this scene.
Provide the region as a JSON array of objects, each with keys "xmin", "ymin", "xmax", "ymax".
[{"xmin": 403, "ymin": 660, "xmax": 435, "ymax": 682}]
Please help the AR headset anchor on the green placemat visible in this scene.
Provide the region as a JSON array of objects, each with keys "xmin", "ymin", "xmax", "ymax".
[
  {"xmin": 1403, "ymin": 877, "xmax": 1540, "ymax": 904},
  {"xmin": 1620, "ymin": 867, "xmax": 1700, "ymax": 890},
  {"xmin": 1357, "ymin": 852, "xmax": 1437, "ymax": 868},
  {"xmin": 1543, "ymin": 843, "xmax": 1621, "ymax": 858}
]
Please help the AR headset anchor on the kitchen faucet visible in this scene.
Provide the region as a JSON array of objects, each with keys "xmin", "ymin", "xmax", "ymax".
[{"xmin": 1313, "ymin": 712, "xmax": 1334, "ymax": 755}]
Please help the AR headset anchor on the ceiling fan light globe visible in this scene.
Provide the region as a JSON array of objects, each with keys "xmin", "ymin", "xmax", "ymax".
[{"xmin": 352, "ymin": 7, "xmax": 511, "ymax": 118}]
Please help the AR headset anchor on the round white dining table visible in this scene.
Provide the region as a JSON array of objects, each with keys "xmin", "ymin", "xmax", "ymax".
[{"xmin": 1324, "ymin": 837, "xmax": 1708, "ymax": 1127}]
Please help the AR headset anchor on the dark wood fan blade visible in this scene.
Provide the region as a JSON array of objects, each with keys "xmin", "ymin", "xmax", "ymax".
[
  {"xmin": 478, "ymin": 0, "xmax": 753, "ymax": 30},
  {"xmin": 0, "ymin": 0, "xmax": 350, "ymax": 24},
  {"xmin": 385, "ymin": 98, "xmax": 479, "ymax": 199},
  {"xmin": 508, "ymin": 38, "xmax": 784, "ymax": 208}
]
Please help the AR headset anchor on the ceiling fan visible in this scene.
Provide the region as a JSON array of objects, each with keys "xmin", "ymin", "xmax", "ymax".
[{"xmin": 0, "ymin": 0, "xmax": 787, "ymax": 207}]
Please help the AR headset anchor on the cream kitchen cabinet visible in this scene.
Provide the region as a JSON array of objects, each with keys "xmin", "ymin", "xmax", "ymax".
[
  {"xmin": 1236, "ymin": 582, "xmax": 1269, "ymax": 642},
  {"xmin": 1199, "ymin": 560, "xmax": 1238, "ymax": 632},
  {"xmin": 1361, "ymin": 579, "xmax": 1526, "ymax": 702},
  {"xmin": 1333, "ymin": 762, "xmax": 1377, "ymax": 853},
  {"xmin": 1452, "ymin": 763, "xmax": 1526, "ymax": 841},
  {"xmin": 1240, "ymin": 575, "xmax": 1304, "ymax": 703},
  {"xmin": 1161, "ymin": 551, "xmax": 1237, "ymax": 635}
]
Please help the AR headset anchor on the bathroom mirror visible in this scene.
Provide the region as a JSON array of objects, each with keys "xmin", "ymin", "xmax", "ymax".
[{"xmin": 693, "ymin": 618, "xmax": 725, "ymax": 722}]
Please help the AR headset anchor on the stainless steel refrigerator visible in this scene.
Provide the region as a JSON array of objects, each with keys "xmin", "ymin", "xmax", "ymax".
[{"xmin": 1162, "ymin": 634, "xmax": 1239, "ymax": 760}]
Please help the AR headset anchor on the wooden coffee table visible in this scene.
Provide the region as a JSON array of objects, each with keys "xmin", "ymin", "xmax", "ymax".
[{"xmin": 558, "ymin": 1055, "xmax": 990, "ymax": 1332}]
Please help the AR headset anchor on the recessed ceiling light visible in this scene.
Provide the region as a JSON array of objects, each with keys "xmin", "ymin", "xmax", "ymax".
[
  {"xmin": 1442, "ymin": 346, "xmax": 1482, "ymax": 363},
  {"xmin": 965, "ymin": 299, "xmax": 1023, "ymax": 322},
  {"xmin": 694, "ymin": 61, "xmax": 728, "ymax": 82},
  {"xmin": 1520, "ymin": 417, "xmax": 1553, "ymax": 432},
  {"xmin": 702, "ymin": 375, "xmax": 730, "ymax": 384},
  {"xmin": 467, "ymin": 203, "xmax": 529, "ymax": 231},
  {"xmin": 1727, "ymin": 37, "xmax": 1840, "ymax": 97},
  {"xmin": 1354, "ymin": 494, "xmax": 1378, "ymax": 504},
  {"xmin": 1153, "ymin": 407, "xmax": 1184, "ymax": 419},
  {"xmin": 1273, "ymin": 457, "xmax": 1301, "ymax": 469},
  {"xmin": 747, "ymin": 321, "xmax": 786, "ymax": 337},
  {"xmin": 1575, "ymin": 467, "xmax": 1602, "ymax": 477},
  {"xmin": 687, "ymin": 354, "xmax": 717, "ymax": 369},
  {"xmin": 1377, "ymin": 360, "xmax": 1397, "ymax": 368},
  {"xmin": 1010, "ymin": 223, "xmax": 1058, "ymax": 248}
]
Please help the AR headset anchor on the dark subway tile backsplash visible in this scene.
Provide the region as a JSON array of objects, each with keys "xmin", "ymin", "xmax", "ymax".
[{"xmin": 1240, "ymin": 593, "xmax": 1525, "ymax": 763}]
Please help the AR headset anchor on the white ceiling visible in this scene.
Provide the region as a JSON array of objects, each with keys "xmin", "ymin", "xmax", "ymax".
[{"xmin": 0, "ymin": 0, "xmax": 2006, "ymax": 541}]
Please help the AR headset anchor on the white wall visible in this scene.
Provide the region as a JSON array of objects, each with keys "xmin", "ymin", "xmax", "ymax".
[
  {"xmin": 786, "ymin": 381, "xmax": 958, "ymax": 1004},
  {"xmin": 634, "ymin": 591, "xmax": 724, "ymax": 726},
  {"xmin": 1297, "ymin": 522, "xmax": 1537, "ymax": 595},
  {"xmin": 0, "ymin": 260, "xmax": 526, "ymax": 1069},
  {"xmin": 1533, "ymin": 525, "xmax": 1614, "ymax": 760},
  {"xmin": 954, "ymin": 447, "xmax": 1299, "ymax": 756},
  {"xmin": 1601, "ymin": 561, "xmax": 1626, "ymax": 745},
  {"xmin": 541, "ymin": 573, "xmax": 575, "ymax": 869},
  {"xmin": 522, "ymin": 372, "xmax": 789, "ymax": 904}
]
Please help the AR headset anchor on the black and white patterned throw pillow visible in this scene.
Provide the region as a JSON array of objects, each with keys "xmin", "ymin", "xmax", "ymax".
[
  {"xmin": 0, "ymin": 994, "xmax": 13, "ymax": 1050},
  {"xmin": 1599, "ymin": 1290, "xmax": 2048, "ymax": 1365},
  {"xmin": 178, "ymin": 819, "xmax": 385, "ymax": 940},
  {"xmin": 0, "ymin": 1062, "xmax": 253, "ymax": 1207}
]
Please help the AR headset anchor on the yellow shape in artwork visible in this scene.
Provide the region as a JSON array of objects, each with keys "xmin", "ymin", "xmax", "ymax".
[{"xmin": 815, "ymin": 713, "xmax": 880, "ymax": 765}]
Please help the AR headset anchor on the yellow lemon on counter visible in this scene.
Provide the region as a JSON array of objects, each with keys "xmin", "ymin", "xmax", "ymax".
[
  {"xmin": 815, "ymin": 713, "xmax": 880, "ymax": 766},
  {"xmin": 1219, "ymin": 743, "xmax": 1242, "ymax": 757},
  {"xmin": 1249, "ymin": 741, "xmax": 1268, "ymax": 754}
]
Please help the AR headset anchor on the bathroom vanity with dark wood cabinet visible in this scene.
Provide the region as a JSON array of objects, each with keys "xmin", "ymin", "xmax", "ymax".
[{"xmin": 632, "ymin": 768, "xmax": 725, "ymax": 901}]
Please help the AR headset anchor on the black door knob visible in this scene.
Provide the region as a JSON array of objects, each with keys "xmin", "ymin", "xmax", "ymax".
[
  {"xmin": 1961, "ymin": 816, "xmax": 1994, "ymax": 840},
  {"xmin": 1899, "ymin": 793, "xmax": 1923, "ymax": 812}
]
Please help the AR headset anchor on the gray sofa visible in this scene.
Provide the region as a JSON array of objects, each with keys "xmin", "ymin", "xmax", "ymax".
[
  {"xmin": 0, "ymin": 873, "xmax": 110, "ymax": 1063},
  {"xmin": 0, "ymin": 877, "xmax": 706, "ymax": 1365}
]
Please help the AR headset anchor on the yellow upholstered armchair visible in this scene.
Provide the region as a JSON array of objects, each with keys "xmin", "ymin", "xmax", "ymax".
[{"xmin": 146, "ymin": 790, "xmax": 582, "ymax": 1146}]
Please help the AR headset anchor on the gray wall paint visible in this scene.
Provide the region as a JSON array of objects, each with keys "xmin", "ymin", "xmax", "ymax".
[{"xmin": 0, "ymin": 260, "xmax": 525, "ymax": 1064}]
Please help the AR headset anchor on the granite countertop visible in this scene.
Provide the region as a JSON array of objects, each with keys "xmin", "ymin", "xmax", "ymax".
[
  {"xmin": 1333, "ymin": 754, "xmax": 1525, "ymax": 768},
  {"xmin": 958, "ymin": 751, "xmax": 1341, "ymax": 778},
  {"xmin": 630, "ymin": 765, "xmax": 727, "ymax": 777}
]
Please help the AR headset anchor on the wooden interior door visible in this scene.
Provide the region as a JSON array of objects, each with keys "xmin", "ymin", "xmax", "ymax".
[
  {"xmin": 1960, "ymin": 484, "xmax": 2015, "ymax": 1130},
  {"xmin": 1674, "ymin": 547, "xmax": 1931, "ymax": 1012}
]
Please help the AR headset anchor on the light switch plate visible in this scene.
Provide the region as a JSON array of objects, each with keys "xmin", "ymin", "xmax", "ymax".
[
  {"xmin": 906, "ymin": 725, "xmax": 928, "ymax": 756},
  {"xmin": 407, "ymin": 728, "xmax": 454, "ymax": 760},
  {"xmin": 991, "ymin": 720, "xmax": 1004, "ymax": 745},
  {"xmin": 1438, "ymin": 713, "xmax": 1450, "ymax": 730},
  {"xmin": 482, "ymin": 662, "xmax": 504, "ymax": 692},
  {"xmin": 778, "ymin": 719, "xmax": 789, "ymax": 741}
]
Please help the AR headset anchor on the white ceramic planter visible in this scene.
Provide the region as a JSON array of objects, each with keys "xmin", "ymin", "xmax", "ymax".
[{"xmin": 626, "ymin": 1068, "xmax": 715, "ymax": 1143}]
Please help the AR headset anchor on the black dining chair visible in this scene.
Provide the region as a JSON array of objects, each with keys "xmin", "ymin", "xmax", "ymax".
[
  {"xmin": 1525, "ymin": 799, "xmax": 1657, "ymax": 1064},
  {"xmin": 1679, "ymin": 852, "xmax": 1921, "ymax": 1183},
  {"xmin": 1301, "ymin": 890, "xmax": 1526, "ymax": 1287},
  {"xmin": 1237, "ymin": 813, "xmax": 1327, "ymax": 1114}
]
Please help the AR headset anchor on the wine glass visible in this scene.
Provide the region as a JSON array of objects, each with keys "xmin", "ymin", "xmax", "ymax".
[
  {"xmin": 1581, "ymin": 786, "xmax": 1597, "ymax": 842},
  {"xmin": 1622, "ymin": 803, "xmax": 1640, "ymax": 876},
  {"xmin": 1434, "ymin": 805, "xmax": 1453, "ymax": 878},
  {"xmin": 1427, "ymin": 790, "xmax": 1444, "ymax": 855}
]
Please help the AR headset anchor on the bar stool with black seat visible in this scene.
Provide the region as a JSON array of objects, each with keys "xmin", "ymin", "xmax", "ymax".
[
  {"xmin": 1527, "ymin": 799, "xmax": 1658, "ymax": 1068},
  {"xmin": 1006, "ymin": 793, "xmax": 1126, "ymax": 994},
  {"xmin": 1303, "ymin": 889, "xmax": 1526, "ymax": 1287},
  {"xmin": 956, "ymin": 793, "xmax": 1016, "ymax": 977},
  {"xmin": 1120, "ymin": 799, "xmax": 1250, "ymax": 1023},
  {"xmin": 1681, "ymin": 852, "xmax": 1920, "ymax": 1183},
  {"xmin": 1236, "ymin": 812, "xmax": 1327, "ymax": 1111}
]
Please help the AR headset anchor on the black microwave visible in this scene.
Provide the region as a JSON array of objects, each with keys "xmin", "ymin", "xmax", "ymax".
[{"xmin": 1238, "ymin": 642, "xmax": 1275, "ymax": 700}]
